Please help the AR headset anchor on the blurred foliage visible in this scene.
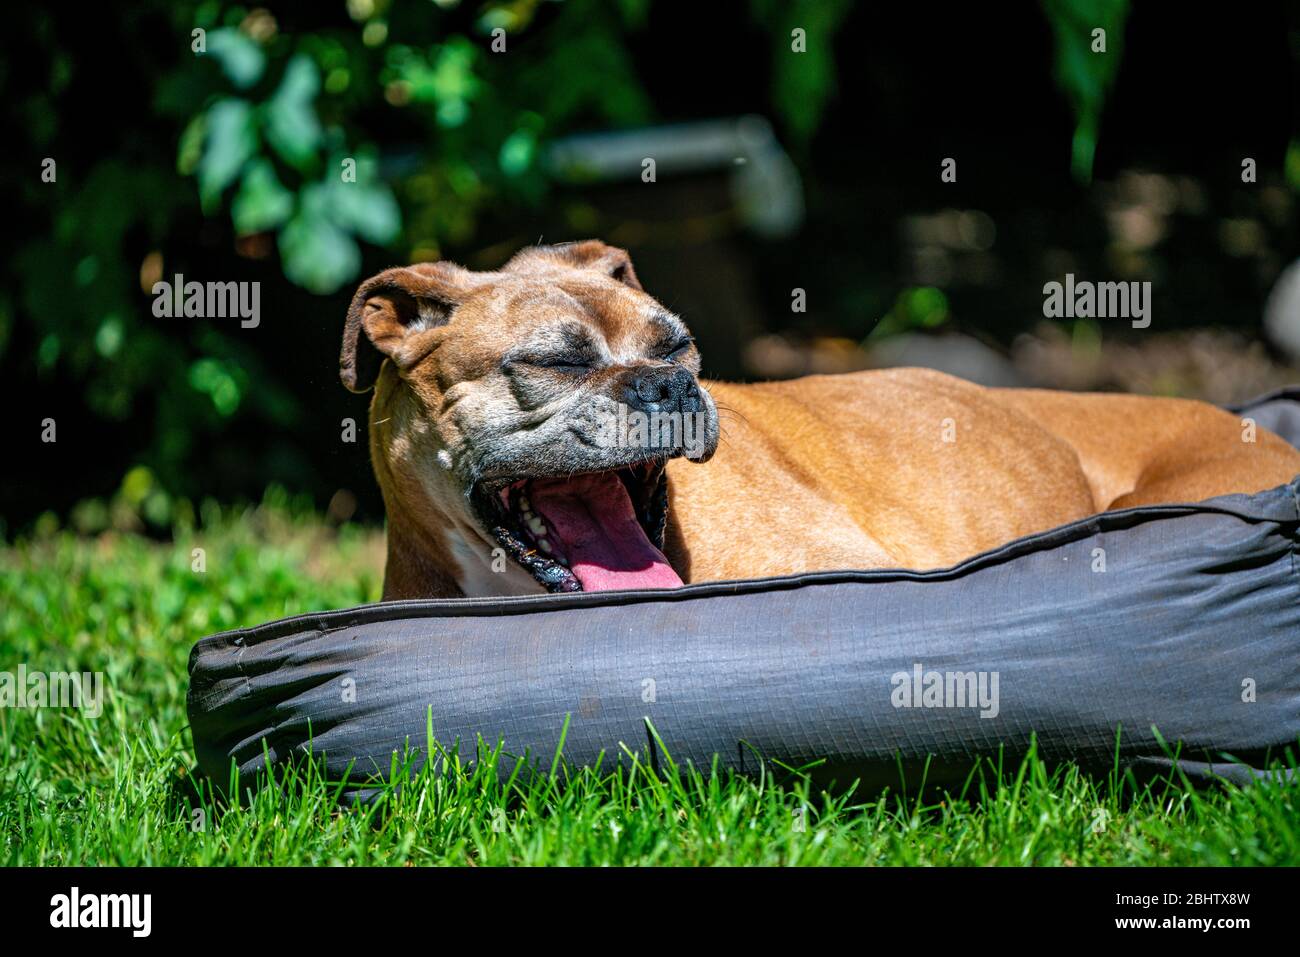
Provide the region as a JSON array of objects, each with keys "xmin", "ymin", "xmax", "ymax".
[
  {"xmin": 175, "ymin": 1, "xmax": 656, "ymax": 291},
  {"xmin": 750, "ymin": 0, "xmax": 853, "ymax": 144},
  {"xmin": 8, "ymin": 0, "xmax": 1290, "ymax": 530},
  {"xmin": 866, "ymin": 286, "xmax": 950, "ymax": 341},
  {"xmin": 1042, "ymin": 0, "xmax": 1129, "ymax": 184},
  {"xmin": 7, "ymin": 0, "xmax": 836, "ymax": 523}
]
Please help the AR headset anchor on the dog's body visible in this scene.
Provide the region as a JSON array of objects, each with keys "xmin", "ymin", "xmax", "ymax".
[
  {"xmin": 662, "ymin": 372, "xmax": 1300, "ymax": 583},
  {"xmin": 341, "ymin": 241, "xmax": 1300, "ymax": 600}
]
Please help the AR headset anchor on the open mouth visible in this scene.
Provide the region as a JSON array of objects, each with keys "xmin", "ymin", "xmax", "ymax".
[{"xmin": 472, "ymin": 463, "xmax": 683, "ymax": 593}]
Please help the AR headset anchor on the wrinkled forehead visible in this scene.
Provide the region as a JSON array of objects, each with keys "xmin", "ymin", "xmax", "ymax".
[{"xmin": 465, "ymin": 275, "xmax": 686, "ymax": 360}]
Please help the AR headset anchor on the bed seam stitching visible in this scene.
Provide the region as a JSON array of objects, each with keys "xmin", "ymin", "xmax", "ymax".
[{"xmin": 1290, "ymin": 480, "xmax": 1299, "ymax": 584}]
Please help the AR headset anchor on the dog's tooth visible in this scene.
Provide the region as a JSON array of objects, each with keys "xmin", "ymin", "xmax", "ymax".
[
  {"xmin": 519, "ymin": 496, "xmax": 531, "ymax": 512},
  {"xmin": 527, "ymin": 516, "xmax": 546, "ymax": 535},
  {"xmin": 556, "ymin": 556, "xmax": 569, "ymax": 567},
  {"xmin": 538, "ymin": 539, "xmax": 553, "ymax": 553}
]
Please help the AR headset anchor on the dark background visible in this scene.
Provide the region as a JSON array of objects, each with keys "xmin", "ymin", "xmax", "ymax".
[{"xmin": 3, "ymin": 0, "xmax": 1298, "ymax": 536}]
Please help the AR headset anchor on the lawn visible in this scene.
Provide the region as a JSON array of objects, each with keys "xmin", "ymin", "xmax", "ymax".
[{"xmin": 2, "ymin": 493, "xmax": 1298, "ymax": 866}]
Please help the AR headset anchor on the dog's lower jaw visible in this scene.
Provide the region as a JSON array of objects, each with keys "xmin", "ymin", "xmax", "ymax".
[{"xmin": 447, "ymin": 523, "xmax": 550, "ymax": 597}]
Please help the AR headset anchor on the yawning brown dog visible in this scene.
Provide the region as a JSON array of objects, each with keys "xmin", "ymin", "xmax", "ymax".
[{"xmin": 341, "ymin": 240, "xmax": 1300, "ymax": 599}]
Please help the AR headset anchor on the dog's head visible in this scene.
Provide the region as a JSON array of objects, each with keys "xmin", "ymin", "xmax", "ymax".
[{"xmin": 341, "ymin": 241, "xmax": 719, "ymax": 595}]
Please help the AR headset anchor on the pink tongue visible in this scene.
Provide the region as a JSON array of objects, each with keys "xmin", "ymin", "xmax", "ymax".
[{"xmin": 528, "ymin": 473, "xmax": 683, "ymax": 591}]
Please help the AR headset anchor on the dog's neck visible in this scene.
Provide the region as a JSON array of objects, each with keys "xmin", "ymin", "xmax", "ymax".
[
  {"xmin": 380, "ymin": 496, "xmax": 545, "ymax": 600},
  {"xmin": 368, "ymin": 375, "xmax": 510, "ymax": 600},
  {"xmin": 380, "ymin": 519, "xmax": 460, "ymax": 600},
  {"xmin": 373, "ymin": 483, "xmax": 455, "ymax": 598}
]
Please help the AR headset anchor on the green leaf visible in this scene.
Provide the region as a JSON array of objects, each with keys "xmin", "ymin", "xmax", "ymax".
[
  {"xmin": 498, "ymin": 128, "xmax": 537, "ymax": 177},
  {"xmin": 867, "ymin": 287, "xmax": 950, "ymax": 341},
  {"xmin": 232, "ymin": 159, "xmax": 294, "ymax": 234},
  {"xmin": 206, "ymin": 28, "xmax": 265, "ymax": 90},
  {"xmin": 188, "ymin": 357, "xmax": 244, "ymax": 416},
  {"xmin": 196, "ymin": 98, "xmax": 257, "ymax": 212},
  {"xmin": 1041, "ymin": 0, "xmax": 1130, "ymax": 184},
  {"xmin": 264, "ymin": 55, "xmax": 323, "ymax": 171},
  {"xmin": 95, "ymin": 314, "xmax": 124, "ymax": 358},
  {"xmin": 383, "ymin": 39, "xmax": 486, "ymax": 128},
  {"xmin": 38, "ymin": 333, "xmax": 61, "ymax": 370},
  {"xmin": 279, "ymin": 200, "xmax": 361, "ymax": 295},
  {"xmin": 322, "ymin": 162, "xmax": 402, "ymax": 245},
  {"xmin": 753, "ymin": 0, "xmax": 854, "ymax": 145},
  {"xmin": 176, "ymin": 115, "xmax": 206, "ymax": 176}
]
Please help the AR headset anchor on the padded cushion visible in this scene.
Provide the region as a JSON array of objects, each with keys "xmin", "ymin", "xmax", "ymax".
[{"xmin": 188, "ymin": 391, "xmax": 1300, "ymax": 798}]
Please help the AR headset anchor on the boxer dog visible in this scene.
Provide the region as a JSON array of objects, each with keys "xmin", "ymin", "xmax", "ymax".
[{"xmin": 340, "ymin": 240, "xmax": 1300, "ymax": 599}]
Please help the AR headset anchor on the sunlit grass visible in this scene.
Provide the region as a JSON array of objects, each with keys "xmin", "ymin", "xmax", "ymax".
[{"xmin": 2, "ymin": 498, "xmax": 1297, "ymax": 866}]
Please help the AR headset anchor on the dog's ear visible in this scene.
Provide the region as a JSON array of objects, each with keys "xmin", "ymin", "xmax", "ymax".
[
  {"xmin": 341, "ymin": 262, "xmax": 477, "ymax": 393},
  {"xmin": 509, "ymin": 240, "xmax": 642, "ymax": 291}
]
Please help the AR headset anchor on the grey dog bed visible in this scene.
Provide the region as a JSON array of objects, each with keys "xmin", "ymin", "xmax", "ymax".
[{"xmin": 188, "ymin": 391, "xmax": 1300, "ymax": 798}]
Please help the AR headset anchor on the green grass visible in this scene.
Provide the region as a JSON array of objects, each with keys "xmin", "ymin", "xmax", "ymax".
[{"xmin": 2, "ymin": 494, "xmax": 1298, "ymax": 866}]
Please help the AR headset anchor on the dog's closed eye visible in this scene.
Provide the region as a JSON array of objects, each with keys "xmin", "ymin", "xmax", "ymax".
[
  {"xmin": 656, "ymin": 336, "xmax": 694, "ymax": 362},
  {"xmin": 645, "ymin": 312, "xmax": 694, "ymax": 363},
  {"xmin": 503, "ymin": 323, "xmax": 602, "ymax": 375},
  {"xmin": 503, "ymin": 344, "xmax": 601, "ymax": 375},
  {"xmin": 515, "ymin": 352, "xmax": 596, "ymax": 374}
]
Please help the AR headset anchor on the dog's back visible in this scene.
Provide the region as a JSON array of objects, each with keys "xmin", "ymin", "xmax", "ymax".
[{"xmin": 662, "ymin": 368, "xmax": 1300, "ymax": 581}]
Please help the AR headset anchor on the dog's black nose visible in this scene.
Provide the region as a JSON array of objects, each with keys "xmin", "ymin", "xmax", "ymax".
[{"xmin": 623, "ymin": 365, "xmax": 701, "ymax": 415}]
